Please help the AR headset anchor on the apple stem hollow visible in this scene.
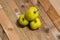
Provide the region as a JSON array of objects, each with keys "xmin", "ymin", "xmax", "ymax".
[{"xmin": 35, "ymin": 20, "xmax": 37, "ymax": 23}]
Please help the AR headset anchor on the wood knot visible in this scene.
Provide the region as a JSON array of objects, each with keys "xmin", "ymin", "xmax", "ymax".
[
  {"xmin": 26, "ymin": 0, "xmax": 29, "ymax": 3},
  {"xmin": 45, "ymin": 28, "xmax": 49, "ymax": 33},
  {"xmin": 37, "ymin": 1, "xmax": 40, "ymax": 4},
  {"xmin": 8, "ymin": 28, "xmax": 13, "ymax": 31},
  {"xmin": 15, "ymin": 9, "xmax": 18, "ymax": 12},
  {"xmin": 57, "ymin": 35, "xmax": 60, "ymax": 39},
  {"xmin": 21, "ymin": 5, "xmax": 25, "ymax": 8}
]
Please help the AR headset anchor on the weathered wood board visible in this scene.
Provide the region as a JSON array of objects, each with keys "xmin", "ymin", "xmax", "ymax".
[
  {"xmin": 49, "ymin": 0, "xmax": 60, "ymax": 16},
  {"xmin": 38, "ymin": 0, "xmax": 60, "ymax": 32},
  {"xmin": 0, "ymin": 0, "xmax": 60, "ymax": 40}
]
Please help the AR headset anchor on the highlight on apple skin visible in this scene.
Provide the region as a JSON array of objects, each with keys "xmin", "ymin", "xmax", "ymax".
[
  {"xmin": 18, "ymin": 15, "xmax": 29, "ymax": 26},
  {"xmin": 25, "ymin": 7, "xmax": 39, "ymax": 21}
]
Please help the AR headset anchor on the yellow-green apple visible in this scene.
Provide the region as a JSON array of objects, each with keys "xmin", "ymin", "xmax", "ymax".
[
  {"xmin": 25, "ymin": 7, "xmax": 38, "ymax": 21},
  {"xmin": 18, "ymin": 15, "xmax": 29, "ymax": 26},
  {"xmin": 30, "ymin": 18, "xmax": 41, "ymax": 29}
]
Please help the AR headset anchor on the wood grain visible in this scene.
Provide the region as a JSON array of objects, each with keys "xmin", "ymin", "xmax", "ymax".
[
  {"xmin": 49, "ymin": 0, "xmax": 60, "ymax": 16},
  {"xmin": 47, "ymin": 5, "xmax": 60, "ymax": 32},
  {"xmin": 0, "ymin": 0, "xmax": 30, "ymax": 40},
  {"xmin": 0, "ymin": 0, "xmax": 60, "ymax": 40},
  {"xmin": 0, "ymin": 6, "xmax": 21, "ymax": 40},
  {"xmin": 39, "ymin": 0, "xmax": 51, "ymax": 12},
  {"xmin": 39, "ymin": 0, "xmax": 60, "ymax": 32},
  {"xmin": 0, "ymin": 24, "xmax": 9, "ymax": 40},
  {"xmin": 30, "ymin": 0, "xmax": 60, "ymax": 40}
]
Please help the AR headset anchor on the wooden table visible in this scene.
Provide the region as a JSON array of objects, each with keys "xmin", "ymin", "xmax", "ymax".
[{"xmin": 0, "ymin": 0, "xmax": 60, "ymax": 40}]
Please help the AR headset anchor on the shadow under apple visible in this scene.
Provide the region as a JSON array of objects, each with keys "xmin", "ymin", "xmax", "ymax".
[
  {"xmin": 16, "ymin": 20, "xmax": 39, "ymax": 30},
  {"xmin": 16, "ymin": 19, "xmax": 26, "ymax": 28}
]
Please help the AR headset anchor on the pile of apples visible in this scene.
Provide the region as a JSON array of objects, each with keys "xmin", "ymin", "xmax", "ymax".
[{"xmin": 18, "ymin": 7, "xmax": 42, "ymax": 30}]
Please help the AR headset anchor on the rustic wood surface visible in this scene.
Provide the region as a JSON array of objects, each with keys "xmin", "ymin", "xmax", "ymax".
[
  {"xmin": 0, "ymin": 0, "xmax": 60, "ymax": 40},
  {"xmin": 0, "ymin": 24, "xmax": 9, "ymax": 40},
  {"xmin": 38, "ymin": 0, "xmax": 60, "ymax": 32},
  {"xmin": 49, "ymin": 0, "xmax": 60, "ymax": 16}
]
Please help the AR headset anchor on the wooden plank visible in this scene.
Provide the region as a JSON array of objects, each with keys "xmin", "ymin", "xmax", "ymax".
[
  {"xmin": 0, "ymin": 37, "xmax": 2, "ymax": 40},
  {"xmin": 30, "ymin": 0, "xmax": 60, "ymax": 40},
  {"xmin": 39, "ymin": 0, "xmax": 51, "ymax": 11},
  {"xmin": 38, "ymin": 5, "xmax": 60, "ymax": 40},
  {"xmin": 47, "ymin": 0, "xmax": 60, "ymax": 31},
  {"xmin": 0, "ymin": 0, "xmax": 60, "ymax": 40},
  {"xmin": 0, "ymin": 0, "xmax": 30, "ymax": 40},
  {"xmin": 0, "ymin": 24, "xmax": 3, "ymax": 40},
  {"xmin": 14, "ymin": 0, "xmax": 26, "ymax": 13},
  {"xmin": 47, "ymin": 5, "xmax": 60, "ymax": 32},
  {"xmin": 39, "ymin": 0, "xmax": 60, "ymax": 32},
  {"xmin": 49, "ymin": 0, "xmax": 60, "ymax": 16},
  {"xmin": 0, "ymin": 24, "xmax": 9, "ymax": 40},
  {"xmin": 14, "ymin": 0, "xmax": 32, "ymax": 13},
  {"xmin": 0, "ymin": 5, "xmax": 21, "ymax": 40},
  {"xmin": 1, "ymin": 0, "xmax": 41, "ymax": 40}
]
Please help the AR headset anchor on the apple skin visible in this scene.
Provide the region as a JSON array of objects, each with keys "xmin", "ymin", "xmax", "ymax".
[
  {"xmin": 30, "ymin": 18, "xmax": 41, "ymax": 29},
  {"xmin": 25, "ymin": 7, "xmax": 38, "ymax": 21},
  {"xmin": 18, "ymin": 15, "xmax": 29, "ymax": 26}
]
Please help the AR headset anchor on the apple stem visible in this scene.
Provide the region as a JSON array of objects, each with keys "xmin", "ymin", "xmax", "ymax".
[
  {"xmin": 34, "ymin": 10, "xmax": 38, "ymax": 14},
  {"xmin": 34, "ymin": 11, "xmax": 36, "ymax": 14}
]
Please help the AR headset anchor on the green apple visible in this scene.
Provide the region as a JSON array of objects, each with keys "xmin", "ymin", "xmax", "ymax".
[
  {"xmin": 25, "ymin": 7, "xmax": 38, "ymax": 21},
  {"xmin": 18, "ymin": 15, "xmax": 29, "ymax": 26},
  {"xmin": 30, "ymin": 18, "xmax": 41, "ymax": 29}
]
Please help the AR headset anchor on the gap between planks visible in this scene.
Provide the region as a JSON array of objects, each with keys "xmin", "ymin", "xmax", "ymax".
[{"xmin": 49, "ymin": 0, "xmax": 60, "ymax": 16}]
